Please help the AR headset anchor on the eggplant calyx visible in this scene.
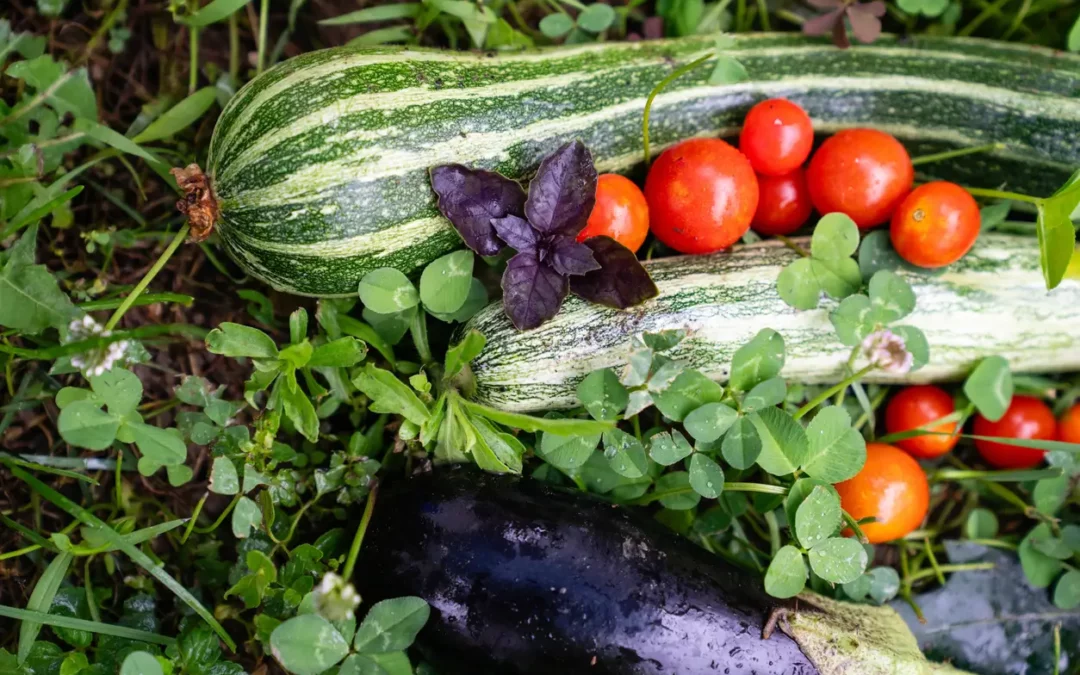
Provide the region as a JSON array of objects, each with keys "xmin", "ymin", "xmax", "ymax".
[{"xmin": 782, "ymin": 592, "xmax": 976, "ymax": 675}]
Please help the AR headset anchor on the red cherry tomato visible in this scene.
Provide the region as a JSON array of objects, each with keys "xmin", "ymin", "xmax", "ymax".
[
  {"xmin": 1060, "ymin": 404, "xmax": 1080, "ymax": 444},
  {"xmin": 739, "ymin": 98, "xmax": 814, "ymax": 177},
  {"xmin": 806, "ymin": 129, "xmax": 914, "ymax": 229},
  {"xmin": 644, "ymin": 138, "xmax": 758, "ymax": 254},
  {"xmin": 973, "ymin": 396, "xmax": 1056, "ymax": 469},
  {"xmin": 578, "ymin": 174, "xmax": 650, "ymax": 253},
  {"xmin": 890, "ymin": 182, "xmax": 980, "ymax": 268},
  {"xmin": 835, "ymin": 443, "xmax": 929, "ymax": 544},
  {"xmin": 884, "ymin": 385, "xmax": 959, "ymax": 459},
  {"xmin": 752, "ymin": 168, "xmax": 812, "ymax": 236}
]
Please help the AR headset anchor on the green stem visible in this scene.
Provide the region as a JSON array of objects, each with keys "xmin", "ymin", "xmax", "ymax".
[
  {"xmin": 755, "ymin": 0, "xmax": 771, "ymax": 30},
  {"xmin": 191, "ymin": 493, "xmax": 240, "ymax": 534},
  {"xmin": 79, "ymin": 292, "xmax": 193, "ymax": 312},
  {"xmin": 924, "ymin": 537, "xmax": 946, "ymax": 586},
  {"xmin": 229, "ymin": 12, "xmax": 240, "ymax": 81},
  {"xmin": 410, "ymin": 310, "xmax": 433, "ymax": 365},
  {"xmin": 842, "ymin": 510, "xmax": 870, "ymax": 544},
  {"xmin": 764, "ymin": 510, "xmax": 780, "ymax": 556},
  {"xmin": 341, "ymin": 483, "xmax": 378, "ymax": 580},
  {"xmin": 181, "ymin": 493, "xmax": 208, "ymax": 544},
  {"xmin": 257, "ymin": 0, "xmax": 269, "ymax": 75},
  {"xmin": 930, "ymin": 467, "xmax": 1063, "ymax": 483},
  {"xmin": 907, "ymin": 562, "xmax": 996, "ymax": 583},
  {"xmin": 911, "ymin": 142, "xmax": 1005, "ymax": 166},
  {"xmin": 114, "ymin": 449, "xmax": 123, "ymax": 510},
  {"xmin": 189, "ymin": 27, "xmax": 199, "ymax": 94},
  {"xmin": 963, "ymin": 186, "xmax": 1041, "ymax": 205},
  {"xmin": 793, "ymin": 365, "xmax": 876, "ymax": 420},
  {"xmin": 84, "ymin": 558, "xmax": 101, "ymax": 623},
  {"xmin": 104, "ymin": 225, "xmax": 189, "ymax": 331},
  {"xmin": 642, "ymin": 54, "xmax": 712, "ymax": 165},
  {"xmin": 775, "ymin": 234, "xmax": 810, "ymax": 257},
  {"xmin": 725, "ymin": 482, "xmax": 787, "ymax": 495},
  {"xmin": 958, "ymin": 0, "xmax": 1013, "ymax": 36}
]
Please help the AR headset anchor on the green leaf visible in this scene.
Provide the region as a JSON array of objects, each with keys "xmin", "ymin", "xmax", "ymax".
[
  {"xmin": 319, "ymin": 3, "xmax": 422, "ymax": 24},
  {"xmin": 1070, "ymin": 14, "xmax": 1080, "ymax": 52},
  {"xmin": 1033, "ymin": 475, "xmax": 1068, "ymax": 515},
  {"xmin": 721, "ymin": 416, "xmax": 762, "ymax": 469},
  {"xmin": 979, "ymin": 200, "xmax": 1012, "ymax": 232},
  {"xmin": 167, "ymin": 464, "xmax": 194, "ymax": 487},
  {"xmin": 777, "ymin": 258, "xmax": 820, "ymax": 310},
  {"xmin": 337, "ymin": 314, "xmax": 397, "ymax": 366},
  {"xmin": 1036, "ymin": 181, "xmax": 1080, "ymax": 289},
  {"xmin": 867, "ymin": 566, "xmax": 900, "ymax": 603},
  {"xmin": 205, "ymin": 322, "xmax": 278, "ymax": 359},
  {"xmin": 471, "ymin": 417, "xmax": 524, "ymax": 474},
  {"xmin": 209, "ymin": 457, "xmax": 239, "ymax": 495},
  {"xmin": 964, "ymin": 508, "xmax": 998, "ymax": 539},
  {"xmin": 537, "ymin": 429, "xmax": 600, "ymax": 470},
  {"xmin": 270, "ymin": 614, "xmax": 350, "ymax": 675},
  {"xmin": 359, "ymin": 269, "xmax": 419, "ymax": 314},
  {"xmin": 0, "ymin": 224, "xmax": 78, "ymax": 334},
  {"xmin": 279, "ymin": 374, "xmax": 320, "ymax": 442},
  {"xmin": 683, "ymin": 402, "xmax": 738, "ymax": 443},
  {"xmin": 444, "ymin": 330, "xmax": 485, "ymax": 380},
  {"xmin": 231, "ymin": 496, "xmax": 262, "ymax": 539},
  {"xmin": 867, "ymin": 270, "xmax": 916, "ymax": 323},
  {"xmin": 354, "ymin": 597, "xmax": 430, "ymax": 653},
  {"xmin": 812, "ymin": 213, "xmax": 861, "ymax": 259},
  {"xmin": 729, "ymin": 328, "xmax": 784, "ymax": 391},
  {"xmin": 742, "ymin": 376, "xmax": 786, "ymax": 413},
  {"xmin": 340, "ymin": 652, "xmax": 413, "ymax": 675},
  {"xmin": 6, "ymin": 56, "xmax": 96, "ymax": 120},
  {"xmin": 807, "ymin": 537, "xmax": 868, "ymax": 583},
  {"xmin": 89, "ymin": 368, "xmax": 142, "ymax": 415},
  {"xmin": 57, "ymin": 400, "xmax": 119, "ymax": 450},
  {"xmin": 461, "ymin": 399, "xmax": 610, "ymax": 436},
  {"xmin": 1054, "ymin": 569, "xmax": 1080, "ymax": 610},
  {"xmin": 784, "ymin": 477, "xmax": 832, "ymax": 533},
  {"xmin": 794, "ymin": 485, "xmax": 842, "ymax": 549},
  {"xmin": 360, "ymin": 307, "xmax": 412, "ymax": 346},
  {"xmin": 603, "ymin": 428, "xmax": 649, "ymax": 478},
  {"xmin": 120, "ymin": 652, "xmax": 163, "ymax": 675},
  {"xmin": 132, "ymin": 87, "xmax": 216, "ymax": 143},
  {"xmin": 539, "ymin": 13, "xmax": 574, "ymax": 37},
  {"xmin": 963, "ymin": 355, "xmax": 1013, "ymax": 422},
  {"xmin": 1019, "ymin": 523, "xmax": 1063, "ymax": 588},
  {"xmin": 688, "ymin": 453, "xmax": 724, "ymax": 498},
  {"xmin": 708, "ymin": 55, "xmax": 749, "ymax": 84},
  {"xmin": 764, "ymin": 546, "xmax": 807, "ymax": 599},
  {"xmin": 648, "ymin": 430, "xmax": 694, "ymax": 466},
  {"xmin": 654, "ymin": 471, "xmax": 700, "ymax": 510},
  {"xmin": 130, "ymin": 424, "xmax": 187, "ymax": 469},
  {"xmin": 801, "ymin": 406, "xmax": 866, "ymax": 483},
  {"xmin": 73, "ymin": 118, "xmax": 164, "ymax": 166},
  {"xmin": 308, "ymin": 337, "xmax": 367, "ymax": 368},
  {"xmin": 576, "ymin": 3, "xmax": 616, "ymax": 32},
  {"xmin": 577, "ymin": 368, "xmax": 629, "ymax": 422},
  {"xmin": 749, "ymin": 407, "xmax": 808, "ymax": 476},
  {"xmin": 18, "ymin": 553, "xmax": 72, "ymax": 664},
  {"xmin": 428, "ymin": 276, "xmax": 488, "ymax": 323},
  {"xmin": 352, "ymin": 364, "xmax": 430, "ymax": 425},
  {"xmin": 182, "ymin": 0, "xmax": 252, "ymax": 26},
  {"xmin": 652, "ymin": 369, "xmax": 724, "ymax": 421},
  {"xmin": 419, "ymin": 250, "xmax": 473, "ymax": 314},
  {"xmin": 830, "ymin": 294, "xmax": 874, "ymax": 346},
  {"xmin": 857, "ymin": 230, "xmax": 923, "ymax": 280},
  {"xmin": 891, "ymin": 325, "xmax": 929, "ymax": 371}
]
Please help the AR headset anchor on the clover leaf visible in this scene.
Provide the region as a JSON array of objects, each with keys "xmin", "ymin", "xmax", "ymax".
[{"xmin": 777, "ymin": 213, "xmax": 862, "ymax": 310}]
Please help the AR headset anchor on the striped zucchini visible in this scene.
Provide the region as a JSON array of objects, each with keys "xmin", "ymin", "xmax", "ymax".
[
  {"xmin": 205, "ymin": 34, "xmax": 1080, "ymax": 296},
  {"xmin": 465, "ymin": 234, "xmax": 1080, "ymax": 412}
]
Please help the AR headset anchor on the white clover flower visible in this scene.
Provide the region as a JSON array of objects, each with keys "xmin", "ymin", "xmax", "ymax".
[
  {"xmin": 66, "ymin": 315, "xmax": 133, "ymax": 377},
  {"xmin": 314, "ymin": 571, "xmax": 361, "ymax": 621},
  {"xmin": 860, "ymin": 329, "xmax": 914, "ymax": 374}
]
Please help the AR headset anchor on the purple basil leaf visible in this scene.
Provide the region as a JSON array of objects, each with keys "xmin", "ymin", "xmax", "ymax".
[
  {"xmin": 492, "ymin": 215, "xmax": 539, "ymax": 253},
  {"xmin": 570, "ymin": 236, "xmax": 658, "ymax": 310},
  {"xmin": 525, "ymin": 141, "xmax": 598, "ymax": 236},
  {"xmin": 501, "ymin": 251, "xmax": 569, "ymax": 330},
  {"xmin": 430, "ymin": 164, "xmax": 526, "ymax": 256},
  {"xmin": 549, "ymin": 235, "xmax": 600, "ymax": 276}
]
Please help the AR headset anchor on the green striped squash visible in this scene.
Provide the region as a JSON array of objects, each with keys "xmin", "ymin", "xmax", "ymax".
[
  {"xmin": 206, "ymin": 34, "xmax": 1080, "ymax": 296},
  {"xmin": 466, "ymin": 234, "xmax": 1080, "ymax": 412}
]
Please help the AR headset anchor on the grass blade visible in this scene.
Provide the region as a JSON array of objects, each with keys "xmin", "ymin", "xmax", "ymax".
[
  {"xmin": 3, "ymin": 460, "xmax": 237, "ymax": 651},
  {"xmin": 18, "ymin": 552, "xmax": 72, "ymax": 664},
  {"xmin": 0, "ymin": 605, "xmax": 175, "ymax": 646}
]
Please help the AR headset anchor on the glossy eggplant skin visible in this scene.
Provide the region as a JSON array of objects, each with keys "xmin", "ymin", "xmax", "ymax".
[{"xmin": 355, "ymin": 469, "xmax": 818, "ymax": 675}]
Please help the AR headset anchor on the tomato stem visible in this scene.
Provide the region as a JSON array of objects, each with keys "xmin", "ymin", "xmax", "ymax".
[
  {"xmin": 642, "ymin": 54, "xmax": 712, "ymax": 165},
  {"xmin": 910, "ymin": 142, "xmax": 1005, "ymax": 167},
  {"xmin": 963, "ymin": 186, "xmax": 1042, "ymax": 205}
]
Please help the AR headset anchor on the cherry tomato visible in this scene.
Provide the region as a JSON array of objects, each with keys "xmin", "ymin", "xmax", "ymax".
[
  {"xmin": 890, "ymin": 181, "xmax": 980, "ymax": 268},
  {"xmin": 739, "ymin": 98, "xmax": 814, "ymax": 177},
  {"xmin": 1059, "ymin": 404, "xmax": 1080, "ymax": 444},
  {"xmin": 644, "ymin": 138, "xmax": 758, "ymax": 254},
  {"xmin": 806, "ymin": 129, "xmax": 914, "ymax": 229},
  {"xmin": 578, "ymin": 174, "xmax": 650, "ymax": 253},
  {"xmin": 973, "ymin": 396, "xmax": 1055, "ymax": 469},
  {"xmin": 752, "ymin": 168, "xmax": 812, "ymax": 236},
  {"xmin": 835, "ymin": 443, "xmax": 929, "ymax": 544},
  {"xmin": 884, "ymin": 385, "xmax": 959, "ymax": 459}
]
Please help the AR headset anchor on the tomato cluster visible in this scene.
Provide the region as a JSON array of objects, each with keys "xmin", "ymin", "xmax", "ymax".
[{"xmin": 582, "ymin": 97, "xmax": 983, "ymax": 270}]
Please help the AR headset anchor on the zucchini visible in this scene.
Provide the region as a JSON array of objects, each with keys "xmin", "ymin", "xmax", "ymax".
[
  {"xmin": 466, "ymin": 234, "xmax": 1080, "ymax": 412},
  {"xmin": 355, "ymin": 468, "xmax": 972, "ymax": 675},
  {"xmin": 204, "ymin": 35, "xmax": 1080, "ymax": 296}
]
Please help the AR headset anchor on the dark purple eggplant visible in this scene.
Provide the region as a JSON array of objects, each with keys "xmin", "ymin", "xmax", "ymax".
[{"xmin": 354, "ymin": 468, "xmax": 818, "ymax": 675}]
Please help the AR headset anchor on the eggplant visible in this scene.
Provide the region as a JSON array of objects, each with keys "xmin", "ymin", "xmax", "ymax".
[{"xmin": 354, "ymin": 469, "xmax": 818, "ymax": 674}]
